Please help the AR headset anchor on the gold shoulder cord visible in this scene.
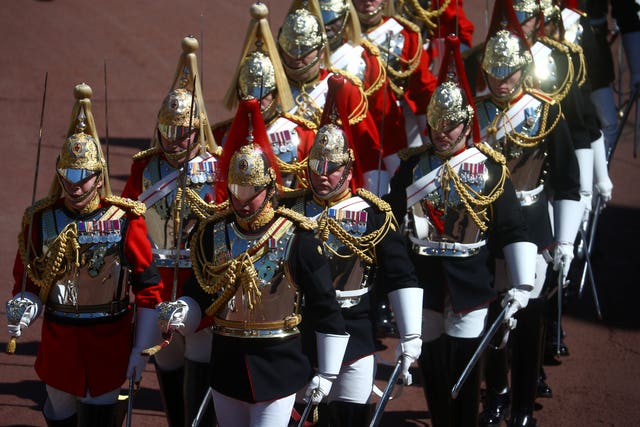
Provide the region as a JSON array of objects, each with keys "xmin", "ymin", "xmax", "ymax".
[
  {"xmin": 327, "ymin": 68, "xmax": 370, "ymax": 126},
  {"xmin": 276, "ymin": 206, "xmax": 317, "ymax": 231},
  {"xmin": 562, "ymin": 39, "xmax": 587, "ymax": 87},
  {"xmin": 358, "ymin": 39, "xmax": 387, "ymax": 97},
  {"xmin": 105, "ymin": 195, "xmax": 146, "ymax": 216},
  {"xmin": 17, "ymin": 200, "xmax": 81, "ymax": 302},
  {"xmin": 316, "ymin": 189, "xmax": 395, "ymax": 265},
  {"xmin": 539, "ymin": 36, "xmax": 575, "ymax": 102},
  {"xmin": 398, "ymin": 144, "xmax": 430, "ymax": 161},
  {"xmin": 383, "ymin": 15, "xmax": 423, "ymax": 83},
  {"xmin": 182, "ymin": 188, "xmax": 229, "ymax": 219},
  {"xmin": 439, "ymin": 147, "xmax": 507, "ymax": 232},
  {"xmin": 488, "ymin": 99, "xmax": 562, "ymax": 148},
  {"xmin": 191, "ymin": 214, "xmax": 293, "ymax": 317},
  {"xmin": 132, "ymin": 146, "xmax": 162, "ymax": 162},
  {"xmin": 275, "ymin": 155, "xmax": 309, "ymax": 187},
  {"xmin": 282, "ymin": 110, "xmax": 318, "ymax": 131},
  {"xmin": 405, "ymin": 0, "xmax": 450, "ymax": 33}
]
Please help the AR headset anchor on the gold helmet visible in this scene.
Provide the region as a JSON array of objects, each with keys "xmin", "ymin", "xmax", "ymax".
[
  {"xmin": 154, "ymin": 36, "xmax": 220, "ymax": 158},
  {"xmin": 308, "ymin": 75, "xmax": 360, "ymax": 199},
  {"xmin": 428, "ymin": 35, "xmax": 480, "ymax": 144},
  {"xmin": 318, "ymin": 0, "xmax": 362, "ymax": 48},
  {"xmin": 512, "ymin": 0, "xmax": 540, "ymax": 25},
  {"xmin": 539, "ymin": 0, "xmax": 561, "ymax": 24},
  {"xmin": 219, "ymin": 97, "xmax": 281, "ymax": 217},
  {"xmin": 54, "ymin": 83, "xmax": 111, "ymax": 198},
  {"xmin": 278, "ymin": 8, "xmax": 327, "ymax": 60},
  {"xmin": 482, "ymin": 0, "xmax": 533, "ymax": 81},
  {"xmin": 224, "ymin": 3, "xmax": 294, "ymax": 114}
]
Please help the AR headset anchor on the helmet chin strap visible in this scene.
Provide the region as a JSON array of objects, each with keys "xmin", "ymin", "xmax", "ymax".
[
  {"xmin": 282, "ymin": 52, "xmax": 323, "ymax": 83},
  {"xmin": 485, "ymin": 71, "xmax": 527, "ymax": 104},
  {"xmin": 431, "ymin": 119, "xmax": 472, "ymax": 158},
  {"xmin": 233, "ymin": 184, "xmax": 276, "ymax": 230}
]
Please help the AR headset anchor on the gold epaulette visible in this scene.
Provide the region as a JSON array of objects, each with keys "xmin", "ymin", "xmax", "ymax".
[
  {"xmin": 361, "ymin": 38, "xmax": 380, "ymax": 56},
  {"xmin": 276, "ymin": 206, "xmax": 317, "ymax": 231},
  {"xmin": 21, "ymin": 196, "xmax": 57, "ymax": 228},
  {"xmin": 474, "ymin": 141, "xmax": 506, "ymax": 166},
  {"xmin": 278, "ymin": 186, "xmax": 309, "ymax": 200},
  {"xmin": 356, "ymin": 188, "xmax": 398, "ymax": 230},
  {"xmin": 184, "ymin": 188, "xmax": 228, "ymax": 219},
  {"xmin": 132, "ymin": 146, "xmax": 162, "ymax": 162},
  {"xmin": 282, "ymin": 110, "xmax": 318, "ymax": 130},
  {"xmin": 526, "ymin": 88, "xmax": 557, "ymax": 105},
  {"xmin": 393, "ymin": 14, "xmax": 422, "ymax": 36},
  {"xmin": 398, "ymin": 144, "xmax": 430, "ymax": 161},
  {"xmin": 104, "ymin": 195, "xmax": 146, "ymax": 217}
]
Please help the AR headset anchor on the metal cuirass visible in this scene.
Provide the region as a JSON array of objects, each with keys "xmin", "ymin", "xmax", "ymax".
[
  {"xmin": 330, "ymin": 43, "xmax": 367, "ymax": 83},
  {"xmin": 477, "ymin": 97, "xmax": 548, "ymax": 194},
  {"xmin": 307, "ymin": 197, "xmax": 372, "ymax": 308},
  {"xmin": 142, "ymin": 155, "xmax": 215, "ymax": 268},
  {"xmin": 207, "ymin": 218, "xmax": 301, "ymax": 338},
  {"xmin": 406, "ymin": 148, "xmax": 492, "ymax": 257},
  {"xmin": 41, "ymin": 205, "xmax": 129, "ymax": 321}
]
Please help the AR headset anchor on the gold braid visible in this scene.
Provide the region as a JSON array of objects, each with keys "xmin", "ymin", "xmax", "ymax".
[
  {"xmin": 282, "ymin": 111, "xmax": 318, "ymax": 131},
  {"xmin": 360, "ymin": 39, "xmax": 387, "ymax": 97},
  {"xmin": 276, "ymin": 156, "xmax": 309, "ymax": 188},
  {"xmin": 563, "ymin": 39, "xmax": 587, "ymax": 87},
  {"xmin": 382, "ymin": 15, "xmax": 423, "ymax": 82},
  {"xmin": 276, "ymin": 206, "xmax": 317, "ymax": 231},
  {"xmin": 539, "ymin": 37, "xmax": 575, "ymax": 102},
  {"xmin": 405, "ymin": 0, "xmax": 451, "ymax": 33},
  {"xmin": 487, "ymin": 101, "xmax": 562, "ymax": 148},
  {"xmin": 316, "ymin": 190, "xmax": 396, "ymax": 265},
  {"xmin": 20, "ymin": 222, "xmax": 81, "ymax": 302},
  {"xmin": 439, "ymin": 153, "xmax": 507, "ymax": 232},
  {"xmin": 184, "ymin": 187, "xmax": 228, "ymax": 219},
  {"xmin": 192, "ymin": 217, "xmax": 293, "ymax": 317},
  {"xmin": 104, "ymin": 195, "xmax": 146, "ymax": 216}
]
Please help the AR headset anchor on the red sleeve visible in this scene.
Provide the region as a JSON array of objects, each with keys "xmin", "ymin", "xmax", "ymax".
[
  {"xmin": 433, "ymin": 0, "xmax": 475, "ymax": 48},
  {"xmin": 12, "ymin": 209, "xmax": 47, "ymax": 297},
  {"xmin": 295, "ymin": 125, "xmax": 316, "ymax": 160},
  {"xmin": 121, "ymin": 158, "xmax": 148, "ymax": 200},
  {"xmin": 403, "ymin": 28, "xmax": 437, "ymax": 115},
  {"xmin": 363, "ymin": 49, "xmax": 408, "ymax": 157},
  {"xmin": 124, "ymin": 213, "xmax": 164, "ymax": 308},
  {"xmin": 344, "ymin": 79, "xmax": 382, "ymax": 176}
]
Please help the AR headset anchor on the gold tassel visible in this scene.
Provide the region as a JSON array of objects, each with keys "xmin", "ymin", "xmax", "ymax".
[{"xmin": 6, "ymin": 336, "xmax": 17, "ymax": 354}]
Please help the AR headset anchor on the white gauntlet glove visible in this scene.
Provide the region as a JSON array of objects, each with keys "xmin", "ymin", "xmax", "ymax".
[
  {"xmin": 305, "ymin": 332, "xmax": 349, "ymax": 403},
  {"xmin": 501, "ymin": 288, "xmax": 530, "ymax": 330},
  {"xmin": 591, "ymin": 134, "xmax": 613, "ymax": 203},
  {"xmin": 553, "ymin": 242, "xmax": 574, "ymax": 283},
  {"xmin": 127, "ymin": 308, "xmax": 158, "ymax": 382},
  {"xmin": 388, "ymin": 288, "xmax": 423, "ymax": 385},
  {"xmin": 6, "ymin": 292, "xmax": 41, "ymax": 338}
]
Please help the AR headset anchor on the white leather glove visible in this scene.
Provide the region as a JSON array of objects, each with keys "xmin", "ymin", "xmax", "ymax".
[
  {"xmin": 305, "ymin": 373, "xmax": 336, "ymax": 404},
  {"xmin": 395, "ymin": 336, "xmax": 422, "ymax": 385},
  {"xmin": 501, "ymin": 288, "xmax": 530, "ymax": 330},
  {"xmin": 127, "ymin": 308, "xmax": 158, "ymax": 382},
  {"xmin": 388, "ymin": 287, "xmax": 423, "ymax": 385},
  {"xmin": 591, "ymin": 133, "xmax": 613, "ymax": 203},
  {"xmin": 6, "ymin": 292, "xmax": 41, "ymax": 338},
  {"xmin": 553, "ymin": 242, "xmax": 574, "ymax": 283}
]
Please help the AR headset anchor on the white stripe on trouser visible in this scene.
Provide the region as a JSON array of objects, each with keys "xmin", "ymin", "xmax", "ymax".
[
  {"xmin": 43, "ymin": 385, "xmax": 120, "ymax": 420},
  {"xmin": 494, "ymin": 254, "xmax": 548, "ymax": 299},
  {"xmin": 327, "ymin": 354, "xmax": 375, "ymax": 404},
  {"xmin": 422, "ymin": 294, "xmax": 488, "ymax": 342},
  {"xmin": 212, "ymin": 390, "xmax": 296, "ymax": 427}
]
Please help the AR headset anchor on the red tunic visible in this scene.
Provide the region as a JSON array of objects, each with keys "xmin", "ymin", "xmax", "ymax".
[{"xmin": 12, "ymin": 198, "xmax": 163, "ymax": 397}]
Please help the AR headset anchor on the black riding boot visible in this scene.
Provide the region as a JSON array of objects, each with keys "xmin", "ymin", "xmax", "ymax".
[
  {"xmin": 508, "ymin": 298, "xmax": 545, "ymax": 427},
  {"xmin": 155, "ymin": 365, "xmax": 185, "ymax": 427},
  {"xmin": 327, "ymin": 401, "xmax": 374, "ymax": 427},
  {"xmin": 184, "ymin": 359, "xmax": 215, "ymax": 426},
  {"xmin": 76, "ymin": 402, "xmax": 123, "ymax": 427},
  {"xmin": 418, "ymin": 336, "xmax": 451, "ymax": 427},
  {"xmin": 44, "ymin": 413, "xmax": 77, "ymax": 427},
  {"xmin": 449, "ymin": 336, "xmax": 482, "ymax": 427},
  {"xmin": 480, "ymin": 301, "xmax": 512, "ymax": 426}
]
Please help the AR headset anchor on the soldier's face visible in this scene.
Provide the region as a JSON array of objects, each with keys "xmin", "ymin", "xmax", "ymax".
[
  {"xmin": 230, "ymin": 187, "xmax": 267, "ymax": 218},
  {"xmin": 60, "ymin": 173, "xmax": 103, "ymax": 211},
  {"xmin": 309, "ymin": 164, "xmax": 351, "ymax": 196},
  {"xmin": 486, "ymin": 70, "xmax": 523, "ymax": 100},
  {"xmin": 353, "ymin": 0, "xmax": 385, "ymax": 24},
  {"xmin": 281, "ymin": 48, "xmax": 322, "ymax": 83},
  {"xmin": 430, "ymin": 122, "xmax": 469, "ymax": 155}
]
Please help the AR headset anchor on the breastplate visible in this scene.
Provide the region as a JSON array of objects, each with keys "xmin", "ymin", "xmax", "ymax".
[
  {"xmin": 330, "ymin": 43, "xmax": 367, "ymax": 82},
  {"xmin": 478, "ymin": 99, "xmax": 548, "ymax": 192},
  {"xmin": 41, "ymin": 206, "xmax": 127, "ymax": 309},
  {"xmin": 374, "ymin": 30, "xmax": 407, "ymax": 90},
  {"xmin": 408, "ymin": 149, "xmax": 490, "ymax": 250},
  {"xmin": 209, "ymin": 218, "xmax": 301, "ymax": 338},
  {"xmin": 307, "ymin": 197, "xmax": 372, "ymax": 307},
  {"xmin": 290, "ymin": 81, "xmax": 326, "ymax": 125},
  {"xmin": 143, "ymin": 156, "xmax": 213, "ymax": 267}
]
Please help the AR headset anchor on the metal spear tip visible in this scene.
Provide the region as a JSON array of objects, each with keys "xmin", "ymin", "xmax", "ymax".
[
  {"xmin": 74, "ymin": 83, "xmax": 93, "ymax": 100},
  {"xmin": 250, "ymin": 2, "xmax": 269, "ymax": 20},
  {"xmin": 182, "ymin": 35, "xmax": 199, "ymax": 53}
]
